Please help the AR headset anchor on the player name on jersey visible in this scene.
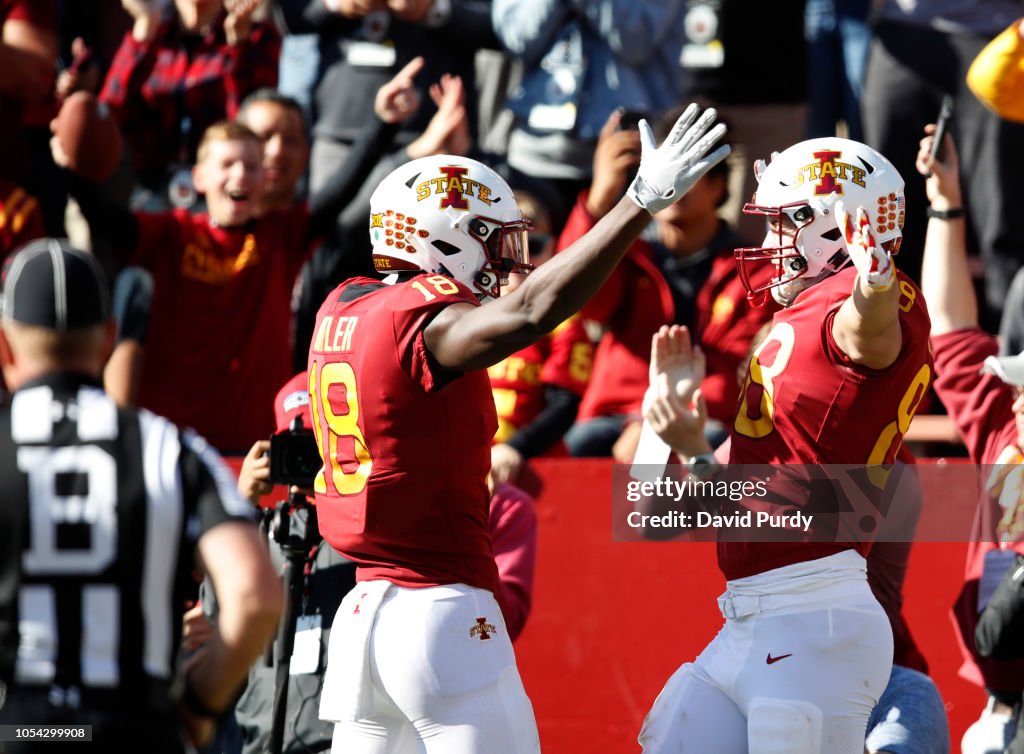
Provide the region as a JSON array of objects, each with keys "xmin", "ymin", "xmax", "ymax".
[{"xmin": 312, "ymin": 315, "xmax": 359, "ymax": 354}]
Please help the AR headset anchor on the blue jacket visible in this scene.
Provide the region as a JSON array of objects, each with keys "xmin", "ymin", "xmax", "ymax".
[{"xmin": 494, "ymin": 0, "xmax": 685, "ymax": 139}]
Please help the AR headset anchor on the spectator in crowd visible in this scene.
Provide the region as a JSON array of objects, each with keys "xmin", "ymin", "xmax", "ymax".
[
  {"xmin": 236, "ymin": 88, "xmax": 311, "ymax": 216},
  {"xmin": 678, "ymin": 0, "xmax": 808, "ymax": 246},
  {"xmin": 633, "ymin": 131, "xmax": 931, "ymax": 752},
  {"xmin": 307, "ymin": 104, "xmax": 727, "ymax": 750},
  {"xmin": 861, "ymin": 0, "xmax": 1024, "ymax": 327},
  {"xmin": 489, "ymin": 190, "xmax": 593, "ymax": 487},
  {"xmin": 559, "ymin": 107, "xmax": 776, "ymax": 459},
  {"xmin": 100, "ymin": 0, "xmax": 280, "ymax": 210},
  {"xmin": 916, "ymin": 124, "xmax": 1024, "ymax": 754},
  {"xmin": 60, "ymin": 120, "xmax": 309, "ymax": 455},
  {"xmin": 222, "ymin": 372, "xmax": 538, "ymax": 752},
  {"xmin": 56, "ymin": 60, "xmax": 446, "ymax": 454},
  {"xmin": 803, "ymin": 0, "xmax": 872, "ymax": 141},
  {"xmin": 494, "ymin": 0, "xmax": 685, "ymax": 233},
  {"xmin": 275, "ymin": 0, "xmax": 499, "ymax": 201},
  {"xmin": 0, "ymin": 238, "xmax": 282, "ymax": 752}
]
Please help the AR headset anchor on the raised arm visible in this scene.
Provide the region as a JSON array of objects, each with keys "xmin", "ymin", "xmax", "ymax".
[
  {"xmin": 424, "ymin": 104, "xmax": 730, "ymax": 371},
  {"xmin": 915, "ymin": 125, "xmax": 974, "ymax": 334}
]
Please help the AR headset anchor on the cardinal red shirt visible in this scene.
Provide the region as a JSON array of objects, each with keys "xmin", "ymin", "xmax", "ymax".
[
  {"xmin": 488, "ymin": 315, "xmax": 592, "ymax": 444},
  {"xmin": 131, "ymin": 206, "xmax": 310, "ymax": 453},
  {"xmin": 721, "ymin": 267, "xmax": 933, "ymax": 580},
  {"xmin": 932, "ymin": 326, "xmax": 1024, "ymax": 693},
  {"xmin": 309, "ymin": 275, "xmax": 499, "ymax": 594}
]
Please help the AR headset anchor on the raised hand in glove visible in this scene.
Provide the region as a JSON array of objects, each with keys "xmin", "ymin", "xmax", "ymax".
[
  {"xmin": 627, "ymin": 103, "xmax": 730, "ymax": 215},
  {"xmin": 834, "ymin": 200, "xmax": 895, "ymax": 292}
]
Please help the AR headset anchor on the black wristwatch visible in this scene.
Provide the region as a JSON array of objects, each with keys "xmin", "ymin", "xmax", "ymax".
[
  {"xmin": 926, "ymin": 206, "xmax": 965, "ymax": 220},
  {"xmin": 687, "ymin": 453, "xmax": 722, "ymax": 480}
]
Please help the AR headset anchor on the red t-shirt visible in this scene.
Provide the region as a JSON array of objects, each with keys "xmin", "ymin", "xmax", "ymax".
[
  {"xmin": 488, "ymin": 314, "xmax": 592, "ymax": 445},
  {"xmin": 721, "ymin": 267, "xmax": 933, "ymax": 580},
  {"xmin": 131, "ymin": 206, "xmax": 310, "ymax": 453},
  {"xmin": 309, "ymin": 275, "xmax": 500, "ymax": 594}
]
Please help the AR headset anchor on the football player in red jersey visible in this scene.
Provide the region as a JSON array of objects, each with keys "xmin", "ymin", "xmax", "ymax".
[
  {"xmin": 307, "ymin": 105, "xmax": 729, "ymax": 752},
  {"xmin": 635, "ymin": 138, "xmax": 933, "ymax": 754}
]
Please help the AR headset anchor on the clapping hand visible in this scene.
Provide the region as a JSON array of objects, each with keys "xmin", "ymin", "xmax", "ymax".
[
  {"xmin": 643, "ymin": 325, "xmax": 710, "ymax": 459},
  {"xmin": 407, "ymin": 72, "xmax": 470, "ymax": 157}
]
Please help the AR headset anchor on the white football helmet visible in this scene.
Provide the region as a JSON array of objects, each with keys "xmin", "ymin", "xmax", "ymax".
[
  {"xmin": 734, "ymin": 137, "xmax": 905, "ymax": 307},
  {"xmin": 369, "ymin": 154, "xmax": 533, "ymax": 299}
]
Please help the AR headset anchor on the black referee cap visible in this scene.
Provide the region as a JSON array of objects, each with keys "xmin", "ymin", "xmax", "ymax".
[{"xmin": 1, "ymin": 238, "xmax": 110, "ymax": 331}]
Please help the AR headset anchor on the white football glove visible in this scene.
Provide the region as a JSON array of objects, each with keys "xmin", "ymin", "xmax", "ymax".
[
  {"xmin": 834, "ymin": 200, "xmax": 895, "ymax": 291},
  {"xmin": 627, "ymin": 103, "xmax": 730, "ymax": 215}
]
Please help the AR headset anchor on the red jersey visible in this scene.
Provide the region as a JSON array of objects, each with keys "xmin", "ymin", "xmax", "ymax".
[
  {"xmin": 488, "ymin": 315, "xmax": 592, "ymax": 444},
  {"xmin": 309, "ymin": 275, "xmax": 499, "ymax": 594},
  {"xmin": 131, "ymin": 206, "xmax": 311, "ymax": 453},
  {"xmin": 932, "ymin": 327, "xmax": 1024, "ymax": 693},
  {"xmin": 722, "ymin": 267, "xmax": 933, "ymax": 580}
]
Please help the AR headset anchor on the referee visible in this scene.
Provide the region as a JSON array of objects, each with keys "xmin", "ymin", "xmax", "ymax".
[{"xmin": 0, "ymin": 239, "xmax": 283, "ymax": 752}]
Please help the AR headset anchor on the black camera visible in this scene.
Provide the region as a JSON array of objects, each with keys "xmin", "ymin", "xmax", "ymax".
[{"xmin": 268, "ymin": 422, "xmax": 321, "ymax": 488}]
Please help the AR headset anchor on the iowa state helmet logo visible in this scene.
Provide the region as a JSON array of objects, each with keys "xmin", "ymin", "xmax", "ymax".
[
  {"xmin": 416, "ymin": 166, "xmax": 494, "ymax": 210},
  {"xmin": 794, "ymin": 150, "xmax": 866, "ymax": 195}
]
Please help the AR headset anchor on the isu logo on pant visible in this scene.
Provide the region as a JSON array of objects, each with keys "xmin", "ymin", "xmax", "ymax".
[{"xmin": 469, "ymin": 617, "xmax": 496, "ymax": 640}]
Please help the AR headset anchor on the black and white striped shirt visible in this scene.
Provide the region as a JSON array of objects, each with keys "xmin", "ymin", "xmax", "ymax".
[{"xmin": 0, "ymin": 372, "xmax": 253, "ymax": 709}]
